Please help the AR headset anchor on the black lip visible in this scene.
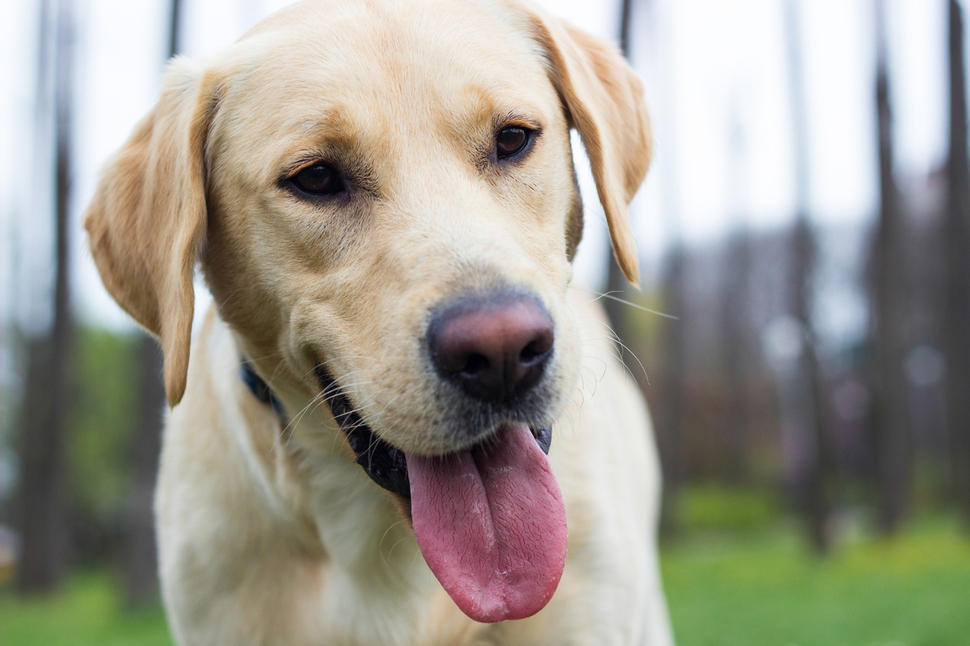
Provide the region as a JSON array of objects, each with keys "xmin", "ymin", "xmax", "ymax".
[{"xmin": 314, "ymin": 366, "xmax": 551, "ymax": 498}]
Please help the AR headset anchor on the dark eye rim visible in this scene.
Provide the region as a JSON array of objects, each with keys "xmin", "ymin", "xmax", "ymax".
[
  {"xmin": 282, "ymin": 161, "xmax": 346, "ymax": 199},
  {"xmin": 495, "ymin": 123, "xmax": 540, "ymax": 162}
]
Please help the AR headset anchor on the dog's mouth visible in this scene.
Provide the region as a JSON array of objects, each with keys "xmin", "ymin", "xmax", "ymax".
[
  {"xmin": 314, "ymin": 366, "xmax": 566, "ymax": 623},
  {"xmin": 314, "ymin": 366, "xmax": 553, "ymax": 499}
]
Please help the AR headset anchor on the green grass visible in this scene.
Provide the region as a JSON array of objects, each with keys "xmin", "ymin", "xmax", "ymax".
[
  {"xmin": 676, "ymin": 483, "xmax": 784, "ymax": 533},
  {"xmin": 1, "ymin": 513, "xmax": 968, "ymax": 646},
  {"xmin": 0, "ymin": 571, "xmax": 173, "ymax": 646},
  {"xmin": 661, "ymin": 515, "xmax": 970, "ymax": 646}
]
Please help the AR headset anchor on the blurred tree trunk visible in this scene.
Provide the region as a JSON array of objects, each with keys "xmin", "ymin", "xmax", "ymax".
[
  {"xmin": 122, "ymin": 0, "xmax": 183, "ymax": 607},
  {"xmin": 870, "ymin": 0, "xmax": 910, "ymax": 534},
  {"xmin": 16, "ymin": 0, "xmax": 75, "ymax": 594},
  {"xmin": 124, "ymin": 339, "xmax": 165, "ymax": 606},
  {"xmin": 721, "ymin": 231, "xmax": 752, "ymax": 483},
  {"xmin": 657, "ymin": 245, "xmax": 686, "ymax": 535},
  {"xmin": 789, "ymin": 219, "xmax": 835, "ymax": 553},
  {"xmin": 785, "ymin": 0, "xmax": 834, "ymax": 554},
  {"xmin": 944, "ymin": 0, "xmax": 970, "ymax": 521},
  {"xmin": 168, "ymin": 0, "xmax": 183, "ymax": 62},
  {"xmin": 721, "ymin": 107, "xmax": 752, "ymax": 485}
]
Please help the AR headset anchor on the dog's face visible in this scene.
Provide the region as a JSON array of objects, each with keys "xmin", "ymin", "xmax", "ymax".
[
  {"xmin": 203, "ymin": 0, "xmax": 583, "ymax": 456},
  {"xmin": 85, "ymin": 0, "xmax": 650, "ymax": 624}
]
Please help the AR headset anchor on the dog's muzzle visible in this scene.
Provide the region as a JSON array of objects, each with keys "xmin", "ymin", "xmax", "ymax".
[{"xmin": 314, "ymin": 366, "xmax": 551, "ymax": 498}]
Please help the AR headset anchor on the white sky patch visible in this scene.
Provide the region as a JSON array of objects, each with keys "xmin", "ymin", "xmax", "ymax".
[
  {"xmin": 663, "ymin": 0, "xmax": 802, "ymax": 242},
  {"xmin": 740, "ymin": 0, "xmax": 799, "ymax": 229},
  {"xmin": 0, "ymin": 0, "xmax": 42, "ymax": 332},
  {"xmin": 889, "ymin": 0, "xmax": 949, "ymax": 178},
  {"xmin": 800, "ymin": 0, "xmax": 879, "ymax": 223}
]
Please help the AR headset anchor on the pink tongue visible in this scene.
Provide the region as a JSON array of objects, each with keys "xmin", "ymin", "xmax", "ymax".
[{"xmin": 405, "ymin": 423, "xmax": 567, "ymax": 623}]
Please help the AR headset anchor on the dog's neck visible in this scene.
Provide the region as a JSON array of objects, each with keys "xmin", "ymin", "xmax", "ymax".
[
  {"xmin": 234, "ymin": 350, "xmax": 409, "ymax": 568},
  {"xmin": 218, "ymin": 327, "xmax": 442, "ymax": 640}
]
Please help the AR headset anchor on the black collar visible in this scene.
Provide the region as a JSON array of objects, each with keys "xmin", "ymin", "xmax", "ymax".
[{"xmin": 239, "ymin": 361, "xmax": 286, "ymax": 418}]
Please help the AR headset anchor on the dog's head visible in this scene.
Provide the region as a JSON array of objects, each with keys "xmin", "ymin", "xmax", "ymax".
[{"xmin": 85, "ymin": 0, "xmax": 650, "ymax": 623}]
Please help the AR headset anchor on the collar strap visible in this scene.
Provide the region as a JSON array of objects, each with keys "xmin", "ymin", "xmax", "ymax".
[{"xmin": 239, "ymin": 361, "xmax": 286, "ymax": 418}]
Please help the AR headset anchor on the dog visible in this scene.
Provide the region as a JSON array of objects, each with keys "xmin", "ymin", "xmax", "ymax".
[{"xmin": 84, "ymin": 0, "xmax": 672, "ymax": 643}]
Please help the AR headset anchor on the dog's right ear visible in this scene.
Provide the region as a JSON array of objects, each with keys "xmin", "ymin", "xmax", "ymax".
[
  {"xmin": 522, "ymin": 3, "xmax": 652, "ymax": 287},
  {"xmin": 84, "ymin": 58, "xmax": 219, "ymax": 407}
]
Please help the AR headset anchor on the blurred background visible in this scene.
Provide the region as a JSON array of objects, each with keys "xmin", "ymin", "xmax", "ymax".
[{"xmin": 2, "ymin": 0, "xmax": 970, "ymax": 644}]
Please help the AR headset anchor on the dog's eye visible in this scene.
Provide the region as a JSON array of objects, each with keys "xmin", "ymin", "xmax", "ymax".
[
  {"xmin": 289, "ymin": 163, "xmax": 343, "ymax": 196},
  {"xmin": 496, "ymin": 126, "xmax": 531, "ymax": 159}
]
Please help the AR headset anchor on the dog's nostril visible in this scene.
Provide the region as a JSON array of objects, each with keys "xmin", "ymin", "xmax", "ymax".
[
  {"xmin": 520, "ymin": 343, "xmax": 540, "ymax": 366},
  {"xmin": 520, "ymin": 331, "xmax": 553, "ymax": 365},
  {"xmin": 428, "ymin": 291, "xmax": 555, "ymax": 402},
  {"xmin": 462, "ymin": 353, "xmax": 491, "ymax": 377},
  {"xmin": 520, "ymin": 345, "xmax": 538, "ymax": 363}
]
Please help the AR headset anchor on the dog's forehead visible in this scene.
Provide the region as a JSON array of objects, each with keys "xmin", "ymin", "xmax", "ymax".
[
  {"xmin": 225, "ymin": 0, "xmax": 552, "ymax": 112},
  {"xmin": 240, "ymin": 0, "xmax": 539, "ymax": 58},
  {"xmin": 209, "ymin": 0, "xmax": 559, "ymax": 168}
]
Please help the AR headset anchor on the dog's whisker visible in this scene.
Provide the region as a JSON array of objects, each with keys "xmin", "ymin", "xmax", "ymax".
[
  {"xmin": 243, "ymin": 349, "xmax": 287, "ymax": 364},
  {"xmin": 379, "ymin": 519, "xmax": 409, "ymax": 564},
  {"xmin": 276, "ymin": 390, "xmax": 330, "ymax": 450},
  {"xmin": 578, "ymin": 288, "xmax": 680, "ymax": 321},
  {"xmin": 609, "ymin": 336, "xmax": 650, "ymax": 388},
  {"xmin": 281, "ymin": 375, "xmax": 378, "ymax": 437},
  {"xmin": 383, "ymin": 534, "xmax": 413, "ymax": 570},
  {"xmin": 578, "ymin": 316, "xmax": 651, "ymax": 388},
  {"xmin": 360, "ymin": 393, "xmax": 405, "ymax": 469}
]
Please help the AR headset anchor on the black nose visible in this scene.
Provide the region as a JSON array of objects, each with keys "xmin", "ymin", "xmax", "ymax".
[{"xmin": 428, "ymin": 291, "xmax": 554, "ymax": 402}]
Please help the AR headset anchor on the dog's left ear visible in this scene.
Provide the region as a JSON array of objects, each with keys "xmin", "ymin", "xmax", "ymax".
[
  {"xmin": 525, "ymin": 5, "xmax": 652, "ymax": 286},
  {"xmin": 84, "ymin": 58, "xmax": 219, "ymax": 407}
]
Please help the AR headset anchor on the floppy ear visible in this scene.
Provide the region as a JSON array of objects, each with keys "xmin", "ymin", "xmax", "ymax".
[
  {"xmin": 526, "ymin": 6, "xmax": 652, "ymax": 285},
  {"xmin": 84, "ymin": 58, "xmax": 218, "ymax": 407}
]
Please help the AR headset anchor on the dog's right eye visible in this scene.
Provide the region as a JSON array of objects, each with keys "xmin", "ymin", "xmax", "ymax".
[
  {"xmin": 288, "ymin": 163, "xmax": 343, "ymax": 196},
  {"xmin": 496, "ymin": 126, "xmax": 531, "ymax": 159}
]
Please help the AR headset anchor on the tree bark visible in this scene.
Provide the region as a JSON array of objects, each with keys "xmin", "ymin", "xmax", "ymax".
[
  {"xmin": 16, "ymin": 0, "xmax": 75, "ymax": 594},
  {"xmin": 720, "ymin": 231, "xmax": 752, "ymax": 483},
  {"xmin": 790, "ymin": 219, "xmax": 835, "ymax": 554},
  {"xmin": 944, "ymin": 0, "xmax": 970, "ymax": 522},
  {"xmin": 871, "ymin": 0, "xmax": 910, "ymax": 534},
  {"xmin": 124, "ymin": 337, "xmax": 165, "ymax": 607},
  {"xmin": 657, "ymin": 244, "xmax": 686, "ymax": 535},
  {"xmin": 784, "ymin": 0, "xmax": 834, "ymax": 553}
]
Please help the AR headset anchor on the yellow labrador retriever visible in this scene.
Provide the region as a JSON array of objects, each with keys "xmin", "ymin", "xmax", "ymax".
[{"xmin": 85, "ymin": 0, "xmax": 672, "ymax": 643}]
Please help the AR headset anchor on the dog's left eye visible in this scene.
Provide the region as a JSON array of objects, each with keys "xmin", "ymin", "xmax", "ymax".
[
  {"xmin": 289, "ymin": 163, "xmax": 343, "ymax": 196},
  {"xmin": 496, "ymin": 126, "xmax": 532, "ymax": 159}
]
